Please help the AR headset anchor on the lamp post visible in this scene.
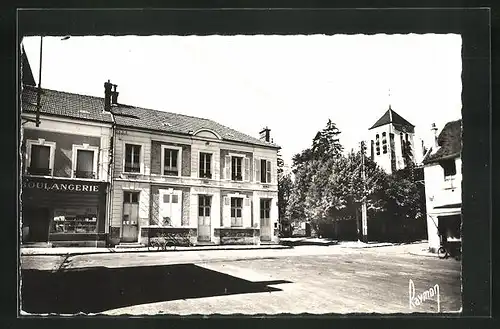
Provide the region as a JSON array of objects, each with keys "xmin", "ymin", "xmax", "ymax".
[{"xmin": 35, "ymin": 36, "xmax": 43, "ymax": 127}]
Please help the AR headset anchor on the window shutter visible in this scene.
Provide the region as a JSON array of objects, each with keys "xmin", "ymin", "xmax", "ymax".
[
  {"xmin": 222, "ymin": 196, "xmax": 230, "ymax": 227},
  {"xmin": 271, "ymin": 161, "xmax": 277, "ymax": 184},
  {"xmin": 243, "ymin": 196, "xmax": 252, "ymax": 227},
  {"xmin": 224, "ymin": 155, "xmax": 231, "ymax": 180},
  {"xmin": 256, "ymin": 158, "xmax": 261, "ymax": 183},
  {"xmin": 244, "ymin": 157, "xmax": 250, "ymax": 182},
  {"xmin": 266, "ymin": 160, "xmax": 272, "ymax": 183}
]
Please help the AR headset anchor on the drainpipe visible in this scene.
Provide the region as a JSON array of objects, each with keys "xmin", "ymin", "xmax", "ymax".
[{"xmin": 107, "ymin": 110, "xmax": 117, "ymax": 247}]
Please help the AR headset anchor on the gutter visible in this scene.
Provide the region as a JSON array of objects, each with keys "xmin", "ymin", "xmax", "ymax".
[{"xmin": 106, "ymin": 109, "xmax": 117, "ymax": 246}]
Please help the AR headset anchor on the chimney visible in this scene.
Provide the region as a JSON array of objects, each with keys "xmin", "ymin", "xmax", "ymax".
[
  {"xmin": 111, "ymin": 84, "xmax": 119, "ymax": 105},
  {"xmin": 431, "ymin": 123, "xmax": 439, "ymax": 149},
  {"xmin": 259, "ymin": 126, "xmax": 271, "ymax": 143},
  {"xmin": 104, "ymin": 80, "xmax": 112, "ymax": 112}
]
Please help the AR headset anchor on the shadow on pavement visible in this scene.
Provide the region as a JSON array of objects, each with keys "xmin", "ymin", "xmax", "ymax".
[{"xmin": 21, "ymin": 263, "xmax": 291, "ymax": 314}]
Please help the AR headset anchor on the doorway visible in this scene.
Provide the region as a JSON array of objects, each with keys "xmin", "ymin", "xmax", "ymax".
[
  {"xmin": 198, "ymin": 195, "xmax": 211, "ymax": 242},
  {"xmin": 122, "ymin": 191, "xmax": 140, "ymax": 242},
  {"xmin": 22, "ymin": 207, "xmax": 50, "ymax": 243},
  {"xmin": 260, "ymin": 199, "xmax": 272, "ymax": 241}
]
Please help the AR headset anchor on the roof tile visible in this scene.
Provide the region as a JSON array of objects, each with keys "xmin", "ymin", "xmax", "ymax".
[{"xmin": 22, "ymin": 85, "xmax": 279, "ymax": 149}]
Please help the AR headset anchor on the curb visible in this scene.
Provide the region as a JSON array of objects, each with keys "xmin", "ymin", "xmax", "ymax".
[
  {"xmin": 21, "ymin": 245, "xmax": 293, "ymax": 257},
  {"xmin": 408, "ymin": 251, "xmax": 439, "ymax": 258}
]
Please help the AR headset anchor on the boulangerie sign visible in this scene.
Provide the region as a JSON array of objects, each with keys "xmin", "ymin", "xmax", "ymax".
[{"xmin": 22, "ymin": 177, "xmax": 101, "ymax": 193}]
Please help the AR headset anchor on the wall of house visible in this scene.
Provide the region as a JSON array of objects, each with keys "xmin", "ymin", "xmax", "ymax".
[
  {"xmin": 150, "ymin": 185, "xmax": 191, "ymax": 226},
  {"xmin": 24, "ymin": 129, "xmax": 101, "ymax": 178},
  {"xmin": 424, "ymin": 157, "xmax": 462, "ymax": 251},
  {"xmin": 22, "ymin": 116, "xmax": 112, "ymax": 181},
  {"xmin": 150, "ymin": 140, "xmax": 191, "ymax": 176},
  {"xmin": 109, "ymin": 180, "xmax": 150, "ymax": 245}
]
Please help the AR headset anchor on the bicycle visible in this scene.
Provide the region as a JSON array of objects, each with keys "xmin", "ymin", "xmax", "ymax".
[
  {"xmin": 437, "ymin": 241, "xmax": 461, "ymax": 260},
  {"xmin": 148, "ymin": 233, "xmax": 176, "ymax": 251}
]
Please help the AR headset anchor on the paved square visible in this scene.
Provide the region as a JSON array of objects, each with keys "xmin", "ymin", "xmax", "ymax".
[{"xmin": 20, "ymin": 244, "xmax": 461, "ymax": 315}]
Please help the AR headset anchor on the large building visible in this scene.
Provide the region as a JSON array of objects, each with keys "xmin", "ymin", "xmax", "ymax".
[
  {"xmin": 21, "ymin": 85, "xmax": 113, "ymax": 247},
  {"xmin": 20, "ymin": 81, "xmax": 281, "ymax": 247},
  {"xmin": 367, "ymin": 106, "xmax": 418, "ymax": 174},
  {"xmin": 422, "ymin": 119, "xmax": 462, "ymax": 252}
]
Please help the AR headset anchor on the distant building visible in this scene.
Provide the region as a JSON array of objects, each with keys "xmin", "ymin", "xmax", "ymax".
[
  {"xmin": 367, "ymin": 106, "xmax": 417, "ymax": 174},
  {"xmin": 422, "ymin": 119, "xmax": 462, "ymax": 252}
]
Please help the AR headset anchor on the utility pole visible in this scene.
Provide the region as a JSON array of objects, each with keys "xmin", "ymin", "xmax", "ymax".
[
  {"xmin": 35, "ymin": 36, "xmax": 43, "ymax": 127},
  {"xmin": 360, "ymin": 141, "xmax": 368, "ymax": 242}
]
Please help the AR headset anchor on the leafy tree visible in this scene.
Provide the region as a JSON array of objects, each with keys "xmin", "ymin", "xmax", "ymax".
[
  {"xmin": 311, "ymin": 119, "xmax": 344, "ymax": 160},
  {"xmin": 382, "ymin": 167, "xmax": 425, "ymax": 220}
]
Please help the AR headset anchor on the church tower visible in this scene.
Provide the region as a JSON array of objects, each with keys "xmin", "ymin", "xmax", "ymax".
[{"xmin": 368, "ymin": 105, "xmax": 416, "ymax": 174}]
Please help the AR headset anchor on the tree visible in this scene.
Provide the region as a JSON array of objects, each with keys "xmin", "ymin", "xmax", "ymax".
[{"xmin": 311, "ymin": 119, "xmax": 344, "ymax": 160}]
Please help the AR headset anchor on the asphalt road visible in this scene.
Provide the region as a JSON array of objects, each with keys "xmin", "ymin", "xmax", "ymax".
[{"xmin": 20, "ymin": 244, "xmax": 461, "ymax": 315}]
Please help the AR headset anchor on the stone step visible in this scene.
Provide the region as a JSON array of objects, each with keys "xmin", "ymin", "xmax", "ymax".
[{"xmin": 115, "ymin": 243, "xmax": 145, "ymax": 249}]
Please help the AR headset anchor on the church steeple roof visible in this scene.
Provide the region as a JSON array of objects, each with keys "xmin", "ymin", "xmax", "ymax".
[{"xmin": 369, "ymin": 106, "xmax": 415, "ymax": 131}]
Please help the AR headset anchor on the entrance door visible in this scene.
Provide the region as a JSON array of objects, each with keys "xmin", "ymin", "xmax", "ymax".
[
  {"xmin": 260, "ymin": 199, "xmax": 272, "ymax": 241},
  {"xmin": 122, "ymin": 191, "xmax": 139, "ymax": 242},
  {"xmin": 198, "ymin": 195, "xmax": 211, "ymax": 242},
  {"xmin": 23, "ymin": 207, "xmax": 50, "ymax": 243}
]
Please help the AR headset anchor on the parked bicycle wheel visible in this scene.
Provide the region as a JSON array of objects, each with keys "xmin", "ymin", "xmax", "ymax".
[
  {"xmin": 148, "ymin": 240, "xmax": 161, "ymax": 251},
  {"xmin": 437, "ymin": 246, "xmax": 448, "ymax": 259}
]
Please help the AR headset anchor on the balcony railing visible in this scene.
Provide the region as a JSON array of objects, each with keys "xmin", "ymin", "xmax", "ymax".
[
  {"xmin": 124, "ymin": 164, "xmax": 141, "ymax": 173},
  {"xmin": 27, "ymin": 167, "xmax": 51, "ymax": 176},
  {"xmin": 163, "ymin": 167, "xmax": 179, "ymax": 176},
  {"xmin": 74, "ymin": 170, "xmax": 96, "ymax": 179}
]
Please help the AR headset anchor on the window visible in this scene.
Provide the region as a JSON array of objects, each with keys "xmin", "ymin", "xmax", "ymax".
[
  {"xmin": 124, "ymin": 144, "xmax": 141, "ymax": 173},
  {"xmin": 27, "ymin": 139, "xmax": 55, "ymax": 176},
  {"xmin": 231, "ymin": 156, "xmax": 243, "ymax": 181},
  {"xmin": 375, "ymin": 134, "xmax": 380, "ymax": 156},
  {"xmin": 440, "ymin": 159, "xmax": 457, "ymax": 177},
  {"xmin": 199, "ymin": 153, "xmax": 212, "ymax": 178},
  {"xmin": 162, "ymin": 147, "xmax": 180, "ymax": 176},
  {"xmin": 198, "ymin": 195, "xmax": 211, "ymax": 217},
  {"xmin": 382, "ymin": 132, "xmax": 387, "ymax": 154},
  {"xmin": 72, "ymin": 144, "xmax": 99, "ymax": 179},
  {"xmin": 52, "ymin": 207, "xmax": 98, "ymax": 234},
  {"xmin": 29, "ymin": 145, "xmax": 51, "ymax": 175},
  {"xmin": 124, "ymin": 191, "xmax": 139, "ymax": 203},
  {"xmin": 231, "ymin": 197, "xmax": 243, "ymax": 227},
  {"xmin": 75, "ymin": 150, "xmax": 95, "ymax": 178},
  {"xmin": 260, "ymin": 159, "xmax": 272, "ymax": 183},
  {"xmin": 260, "ymin": 199, "xmax": 271, "ymax": 219}
]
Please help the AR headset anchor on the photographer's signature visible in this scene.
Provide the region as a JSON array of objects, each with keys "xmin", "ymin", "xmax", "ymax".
[{"xmin": 409, "ymin": 279, "xmax": 440, "ymax": 312}]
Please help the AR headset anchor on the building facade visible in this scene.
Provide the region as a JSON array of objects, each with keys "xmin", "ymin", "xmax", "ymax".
[
  {"xmin": 367, "ymin": 106, "xmax": 417, "ymax": 174},
  {"xmin": 106, "ymin": 84, "xmax": 280, "ymax": 246},
  {"xmin": 20, "ymin": 81, "xmax": 281, "ymax": 247},
  {"xmin": 422, "ymin": 119, "xmax": 462, "ymax": 252},
  {"xmin": 21, "ymin": 86, "xmax": 113, "ymax": 247}
]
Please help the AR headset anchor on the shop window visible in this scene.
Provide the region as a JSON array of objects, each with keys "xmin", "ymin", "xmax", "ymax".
[
  {"xmin": 124, "ymin": 144, "xmax": 141, "ymax": 173},
  {"xmin": 27, "ymin": 139, "xmax": 55, "ymax": 176},
  {"xmin": 161, "ymin": 146, "xmax": 181, "ymax": 176},
  {"xmin": 230, "ymin": 197, "xmax": 243, "ymax": 227},
  {"xmin": 199, "ymin": 152, "xmax": 212, "ymax": 179},
  {"xmin": 260, "ymin": 159, "xmax": 272, "ymax": 183},
  {"xmin": 52, "ymin": 207, "xmax": 98, "ymax": 234}
]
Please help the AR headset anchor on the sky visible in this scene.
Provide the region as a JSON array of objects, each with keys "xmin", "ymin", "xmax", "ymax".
[{"xmin": 22, "ymin": 34, "xmax": 462, "ymax": 166}]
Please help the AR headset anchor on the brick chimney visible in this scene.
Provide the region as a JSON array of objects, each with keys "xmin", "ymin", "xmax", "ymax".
[
  {"xmin": 259, "ymin": 126, "xmax": 271, "ymax": 143},
  {"xmin": 111, "ymin": 84, "xmax": 119, "ymax": 105},
  {"xmin": 104, "ymin": 80, "xmax": 112, "ymax": 112}
]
